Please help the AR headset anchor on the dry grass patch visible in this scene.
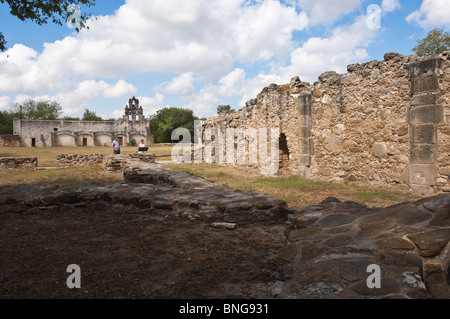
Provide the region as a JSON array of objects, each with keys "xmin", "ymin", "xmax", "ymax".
[
  {"xmin": 162, "ymin": 163, "xmax": 423, "ymax": 210},
  {"xmin": 0, "ymin": 165, "xmax": 123, "ymax": 186}
]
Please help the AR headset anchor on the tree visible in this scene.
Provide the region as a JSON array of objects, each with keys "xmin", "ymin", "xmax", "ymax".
[
  {"xmin": 0, "ymin": 0, "xmax": 96, "ymax": 51},
  {"xmin": 0, "ymin": 109, "xmax": 20, "ymax": 134},
  {"xmin": 217, "ymin": 105, "xmax": 235, "ymax": 114},
  {"xmin": 15, "ymin": 99, "xmax": 62, "ymax": 120},
  {"xmin": 413, "ymin": 28, "xmax": 450, "ymax": 57},
  {"xmin": 62, "ymin": 116, "xmax": 81, "ymax": 121},
  {"xmin": 82, "ymin": 108, "xmax": 103, "ymax": 121},
  {"xmin": 150, "ymin": 107, "xmax": 199, "ymax": 143}
]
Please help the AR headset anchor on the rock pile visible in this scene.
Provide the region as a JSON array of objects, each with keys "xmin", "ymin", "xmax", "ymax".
[{"xmin": 275, "ymin": 195, "xmax": 450, "ymax": 299}]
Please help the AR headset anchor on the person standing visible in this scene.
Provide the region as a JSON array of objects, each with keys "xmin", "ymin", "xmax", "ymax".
[{"xmin": 112, "ymin": 137, "xmax": 121, "ymax": 154}]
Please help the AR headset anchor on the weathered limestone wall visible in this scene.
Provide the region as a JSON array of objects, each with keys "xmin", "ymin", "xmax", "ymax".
[
  {"xmin": 438, "ymin": 52, "xmax": 450, "ymax": 192},
  {"xmin": 310, "ymin": 53, "xmax": 412, "ymax": 187},
  {"xmin": 0, "ymin": 157, "xmax": 37, "ymax": 169},
  {"xmin": 203, "ymin": 52, "xmax": 450, "ymax": 193}
]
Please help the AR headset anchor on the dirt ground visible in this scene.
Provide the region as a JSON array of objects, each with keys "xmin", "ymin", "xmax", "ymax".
[{"xmin": 0, "ymin": 207, "xmax": 286, "ymax": 299}]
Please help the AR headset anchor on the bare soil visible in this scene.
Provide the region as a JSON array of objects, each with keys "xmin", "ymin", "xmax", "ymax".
[{"xmin": 0, "ymin": 208, "xmax": 286, "ymax": 299}]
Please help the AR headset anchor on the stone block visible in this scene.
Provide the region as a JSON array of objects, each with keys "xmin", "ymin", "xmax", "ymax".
[
  {"xmin": 410, "ymin": 124, "xmax": 437, "ymax": 144},
  {"xmin": 324, "ymin": 137, "xmax": 342, "ymax": 155},
  {"xmin": 299, "ymin": 138, "xmax": 314, "ymax": 155},
  {"xmin": 299, "ymin": 126, "xmax": 311, "ymax": 138},
  {"xmin": 411, "ymin": 76, "xmax": 439, "ymax": 95},
  {"xmin": 372, "ymin": 142, "xmax": 388, "ymax": 158},
  {"xmin": 411, "ymin": 94, "xmax": 437, "ymax": 106},
  {"xmin": 408, "ymin": 164, "xmax": 436, "ymax": 186},
  {"xmin": 299, "ymin": 115, "xmax": 312, "ymax": 126},
  {"xmin": 408, "ymin": 105, "xmax": 444, "ymax": 124},
  {"xmin": 410, "ymin": 143, "xmax": 438, "ymax": 164},
  {"xmin": 297, "ymin": 94, "xmax": 312, "ymax": 116},
  {"xmin": 409, "ymin": 58, "xmax": 442, "ymax": 78},
  {"xmin": 299, "ymin": 155, "xmax": 312, "ymax": 167}
]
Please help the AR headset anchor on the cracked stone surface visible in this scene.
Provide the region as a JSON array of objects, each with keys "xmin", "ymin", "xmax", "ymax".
[{"xmin": 276, "ymin": 195, "xmax": 450, "ymax": 299}]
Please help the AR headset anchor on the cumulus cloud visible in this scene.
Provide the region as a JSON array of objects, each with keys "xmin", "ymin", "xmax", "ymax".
[
  {"xmin": 382, "ymin": 0, "xmax": 401, "ymax": 12},
  {"xmin": 297, "ymin": 0, "xmax": 362, "ymax": 25},
  {"xmin": 0, "ymin": 96, "xmax": 12, "ymax": 110},
  {"xmin": 161, "ymin": 73, "xmax": 198, "ymax": 95},
  {"xmin": 406, "ymin": 0, "xmax": 450, "ymax": 28},
  {"xmin": 54, "ymin": 80, "xmax": 136, "ymax": 116},
  {"xmin": 277, "ymin": 14, "xmax": 376, "ymax": 83}
]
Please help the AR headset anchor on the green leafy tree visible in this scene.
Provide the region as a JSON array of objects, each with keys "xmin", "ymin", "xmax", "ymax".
[
  {"xmin": 413, "ymin": 28, "xmax": 450, "ymax": 57},
  {"xmin": 150, "ymin": 107, "xmax": 199, "ymax": 143},
  {"xmin": 0, "ymin": 109, "xmax": 20, "ymax": 134},
  {"xmin": 217, "ymin": 105, "xmax": 235, "ymax": 114},
  {"xmin": 0, "ymin": 0, "xmax": 96, "ymax": 51},
  {"xmin": 82, "ymin": 108, "xmax": 103, "ymax": 121},
  {"xmin": 62, "ymin": 116, "xmax": 81, "ymax": 121},
  {"xmin": 15, "ymin": 99, "xmax": 62, "ymax": 120}
]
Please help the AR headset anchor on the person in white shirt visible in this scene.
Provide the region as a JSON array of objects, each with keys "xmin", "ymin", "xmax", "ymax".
[
  {"xmin": 112, "ymin": 137, "xmax": 121, "ymax": 154},
  {"xmin": 137, "ymin": 139, "xmax": 146, "ymax": 153}
]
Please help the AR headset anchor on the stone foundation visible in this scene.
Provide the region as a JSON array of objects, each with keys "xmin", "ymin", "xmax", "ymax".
[
  {"xmin": 275, "ymin": 195, "xmax": 450, "ymax": 299},
  {"xmin": 0, "ymin": 157, "xmax": 37, "ymax": 170},
  {"xmin": 0, "ymin": 155, "xmax": 290, "ymax": 225}
]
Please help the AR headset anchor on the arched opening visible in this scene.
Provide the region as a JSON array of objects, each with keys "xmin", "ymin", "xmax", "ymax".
[{"xmin": 279, "ymin": 133, "xmax": 290, "ymax": 174}]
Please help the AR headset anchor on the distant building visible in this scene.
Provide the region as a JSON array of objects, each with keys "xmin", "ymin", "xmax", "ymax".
[{"xmin": 12, "ymin": 97, "xmax": 152, "ymax": 147}]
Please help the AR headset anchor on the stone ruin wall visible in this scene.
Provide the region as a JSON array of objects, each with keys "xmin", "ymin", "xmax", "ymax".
[
  {"xmin": 203, "ymin": 52, "xmax": 450, "ymax": 193},
  {"xmin": 0, "ymin": 157, "xmax": 37, "ymax": 170},
  {"xmin": 56, "ymin": 153, "xmax": 156, "ymax": 168}
]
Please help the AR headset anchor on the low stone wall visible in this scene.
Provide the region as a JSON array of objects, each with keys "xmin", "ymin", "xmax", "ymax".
[
  {"xmin": 56, "ymin": 154, "xmax": 104, "ymax": 168},
  {"xmin": 0, "ymin": 157, "xmax": 37, "ymax": 170},
  {"xmin": 57, "ymin": 153, "xmax": 156, "ymax": 168}
]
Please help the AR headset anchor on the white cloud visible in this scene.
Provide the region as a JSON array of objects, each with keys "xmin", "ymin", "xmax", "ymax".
[
  {"xmin": 0, "ymin": 96, "xmax": 12, "ymax": 110},
  {"xmin": 382, "ymin": 0, "xmax": 401, "ymax": 12},
  {"xmin": 161, "ymin": 73, "xmax": 197, "ymax": 95},
  {"xmin": 218, "ymin": 69, "xmax": 247, "ymax": 97},
  {"xmin": 52, "ymin": 80, "xmax": 136, "ymax": 116},
  {"xmin": 406, "ymin": 0, "xmax": 450, "ymax": 29},
  {"xmin": 297, "ymin": 0, "xmax": 362, "ymax": 25},
  {"xmin": 138, "ymin": 94, "xmax": 167, "ymax": 117},
  {"xmin": 278, "ymin": 14, "xmax": 376, "ymax": 83},
  {"xmin": 103, "ymin": 80, "xmax": 137, "ymax": 99}
]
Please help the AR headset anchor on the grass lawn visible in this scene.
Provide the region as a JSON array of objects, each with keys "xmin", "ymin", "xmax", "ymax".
[{"xmin": 0, "ymin": 146, "xmax": 425, "ymax": 210}]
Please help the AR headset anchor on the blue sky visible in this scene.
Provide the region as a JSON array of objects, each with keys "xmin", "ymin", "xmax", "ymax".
[{"xmin": 1, "ymin": 0, "xmax": 449, "ymax": 119}]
